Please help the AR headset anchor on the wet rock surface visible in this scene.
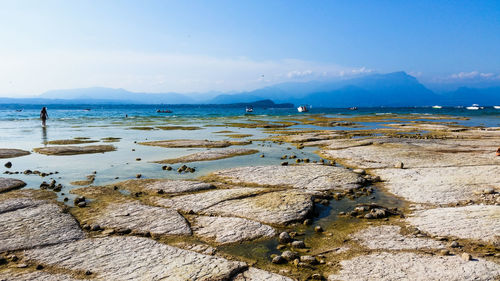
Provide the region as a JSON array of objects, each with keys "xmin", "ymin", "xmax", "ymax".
[
  {"xmin": 155, "ymin": 148, "xmax": 259, "ymax": 164},
  {"xmin": 352, "ymin": 225, "xmax": 445, "ymax": 250},
  {"xmin": 407, "ymin": 205, "xmax": 500, "ymax": 243},
  {"xmin": 33, "ymin": 145, "xmax": 116, "ymax": 155},
  {"xmin": 210, "ymin": 164, "xmax": 364, "ymax": 191},
  {"xmin": 328, "ymin": 252, "xmax": 500, "ymax": 281},
  {"xmin": 0, "ymin": 192, "xmax": 84, "ymax": 252},
  {"xmin": 23, "ymin": 236, "xmax": 246, "ymax": 281},
  {"xmin": 139, "ymin": 139, "xmax": 251, "ymax": 148},
  {"xmin": 0, "ymin": 177, "xmax": 26, "ymax": 193},
  {"xmin": 233, "ymin": 267, "xmax": 295, "ymax": 281},
  {"xmin": 0, "ymin": 148, "xmax": 30, "ymax": 159},
  {"xmin": 122, "ymin": 179, "xmax": 215, "ymax": 195},
  {"xmin": 193, "ymin": 216, "xmax": 275, "ymax": 244},
  {"xmin": 88, "ymin": 201, "xmax": 192, "ymax": 236}
]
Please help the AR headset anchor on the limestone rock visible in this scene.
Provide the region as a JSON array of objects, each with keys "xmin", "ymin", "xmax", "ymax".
[
  {"xmin": 139, "ymin": 139, "xmax": 251, "ymax": 148},
  {"xmin": 203, "ymin": 190, "xmax": 313, "ymax": 225},
  {"xmin": 24, "ymin": 236, "xmax": 246, "ymax": 281},
  {"xmin": 352, "ymin": 225, "xmax": 445, "ymax": 250},
  {"xmin": 123, "ymin": 179, "xmax": 215, "ymax": 195},
  {"xmin": 154, "ymin": 187, "xmax": 267, "ymax": 213},
  {"xmin": 233, "ymin": 267, "xmax": 295, "ymax": 281},
  {"xmin": 155, "ymin": 148, "xmax": 258, "ymax": 164},
  {"xmin": 0, "ymin": 270, "xmax": 83, "ymax": 281},
  {"xmin": 33, "ymin": 145, "xmax": 116, "ymax": 155},
  {"xmin": 210, "ymin": 164, "xmax": 364, "ymax": 191},
  {"xmin": 328, "ymin": 252, "xmax": 500, "ymax": 281},
  {"xmin": 193, "ymin": 216, "xmax": 275, "ymax": 244},
  {"xmin": 91, "ymin": 201, "xmax": 191, "ymax": 236},
  {"xmin": 0, "ymin": 148, "xmax": 30, "ymax": 159},
  {"xmin": 0, "ymin": 197, "xmax": 84, "ymax": 252},
  {"xmin": 0, "ymin": 177, "xmax": 26, "ymax": 193},
  {"xmin": 407, "ymin": 205, "xmax": 500, "ymax": 243}
]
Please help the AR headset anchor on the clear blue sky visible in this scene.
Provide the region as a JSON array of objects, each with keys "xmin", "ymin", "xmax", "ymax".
[{"xmin": 0, "ymin": 0, "xmax": 499, "ymax": 96}]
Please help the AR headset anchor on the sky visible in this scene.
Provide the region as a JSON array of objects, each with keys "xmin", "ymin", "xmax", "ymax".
[{"xmin": 0, "ymin": 0, "xmax": 499, "ymax": 96}]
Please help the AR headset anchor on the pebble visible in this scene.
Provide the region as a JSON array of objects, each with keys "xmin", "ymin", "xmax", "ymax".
[
  {"xmin": 36, "ymin": 264, "xmax": 44, "ymax": 270},
  {"xmin": 303, "ymin": 219, "xmax": 312, "ymax": 225},
  {"xmin": 449, "ymin": 241, "xmax": 459, "ymax": 248},
  {"xmin": 16, "ymin": 263, "xmax": 28, "ymax": 268},
  {"xmin": 279, "ymin": 232, "xmax": 292, "ymax": 243},
  {"xmin": 483, "ymin": 188, "xmax": 495, "ymax": 194},
  {"xmin": 353, "ymin": 169, "xmax": 366, "ymax": 175},
  {"xmin": 281, "ymin": 251, "xmax": 298, "ymax": 261},
  {"xmin": 311, "ymin": 273, "xmax": 323, "ymax": 280},
  {"xmin": 395, "ymin": 162, "xmax": 404, "ymax": 169},
  {"xmin": 281, "ymin": 161, "xmax": 288, "ymax": 166},
  {"xmin": 440, "ymin": 250, "xmax": 450, "ymax": 256},
  {"xmin": 136, "ymin": 158, "xmax": 141, "ymax": 161},
  {"xmin": 291, "ymin": 240, "xmax": 306, "ymax": 248},
  {"xmin": 272, "ymin": 255, "xmax": 286, "ymax": 264},
  {"xmin": 461, "ymin": 253, "xmax": 472, "ymax": 261},
  {"xmin": 314, "ymin": 226, "xmax": 323, "ymax": 233},
  {"xmin": 4, "ymin": 162, "xmax": 12, "ymax": 168},
  {"xmin": 77, "ymin": 201, "xmax": 86, "ymax": 208},
  {"xmin": 136, "ymin": 174, "xmax": 142, "ymax": 178}
]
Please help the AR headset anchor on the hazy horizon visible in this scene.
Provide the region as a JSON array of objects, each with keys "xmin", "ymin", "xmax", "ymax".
[{"xmin": 1, "ymin": 1, "xmax": 499, "ymax": 97}]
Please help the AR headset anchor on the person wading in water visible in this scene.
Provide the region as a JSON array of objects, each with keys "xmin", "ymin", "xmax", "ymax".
[{"xmin": 40, "ymin": 107, "xmax": 48, "ymax": 127}]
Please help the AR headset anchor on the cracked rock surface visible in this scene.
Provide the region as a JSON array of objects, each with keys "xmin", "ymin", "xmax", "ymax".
[
  {"xmin": 328, "ymin": 252, "xmax": 500, "ymax": 281},
  {"xmin": 210, "ymin": 164, "xmax": 364, "ymax": 191},
  {"xmin": 123, "ymin": 179, "xmax": 215, "ymax": 195},
  {"xmin": 352, "ymin": 225, "xmax": 445, "ymax": 250},
  {"xmin": 233, "ymin": 267, "xmax": 295, "ymax": 281},
  {"xmin": 193, "ymin": 216, "xmax": 275, "ymax": 244},
  {"xmin": 155, "ymin": 148, "xmax": 258, "ymax": 164},
  {"xmin": 0, "ymin": 270, "xmax": 83, "ymax": 281},
  {"xmin": 407, "ymin": 205, "xmax": 500, "ymax": 243},
  {"xmin": 24, "ymin": 236, "xmax": 247, "ymax": 281}
]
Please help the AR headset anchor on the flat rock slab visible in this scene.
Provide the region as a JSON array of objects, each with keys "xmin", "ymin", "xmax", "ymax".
[
  {"xmin": 204, "ymin": 190, "xmax": 313, "ymax": 225},
  {"xmin": 140, "ymin": 139, "xmax": 251, "ymax": 148},
  {"xmin": 155, "ymin": 148, "xmax": 258, "ymax": 164},
  {"xmin": 0, "ymin": 177, "xmax": 26, "ymax": 193},
  {"xmin": 0, "ymin": 148, "xmax": 30, "ymax": 159},
  {"xmin": 328, "ymin": 252, "xmax": 500, "ymax": 281},
  {"xmin": 374, "ymin": 165, "xmax": 500, "ymax": 204},
  {"xmin": 91, "ymin": 201, "xmax": 191, "ymax": 236},
  {"xmin": 0, "ymin": 198, "xmax": 84, "ymax": 252},
  {"xmin": 352, "ymin": 225, "xmax": 445, "ymax": 250},
  {"xmin": 155, "ymin": 187, "xmax": 268, "ymax": 213},
  {"xmin": 0, "ymin": 270, "xmax": 83, "ymax": 281},
  {"xmin": 193, "ymin": 216, "xmax": 275, "ymax": 244},
  {"xmin": 322, "ymin": 138, "xmax": 500, "ymax": 169},
  {"xmin": 407, "ymin": 205, "xmax": 500, "ymax": 243},
  {"xmin": 122, "ymin": 179, "xmax": 215, "ymax": 195},
  {"xmin": 24, "ymin": 236, "xmax": 247, "ymax": 281},
  {"xmin": 33, "ymin": 145, "xmax": 116, "ymax": 155},
  {"xmin": 233, "ymin": 268, "xmax": 295, "ymax": 281},
  {"xmin": 210, "ymin": 164, "xmax": 363, "ymax": 191}
]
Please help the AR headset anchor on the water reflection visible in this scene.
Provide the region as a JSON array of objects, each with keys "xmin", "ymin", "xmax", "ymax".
[{"xmin": 41, "ymin": 126, "xmax": 47, "ymax": 145}]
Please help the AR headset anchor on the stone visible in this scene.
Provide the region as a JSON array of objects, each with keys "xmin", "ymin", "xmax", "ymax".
[
  {"xmin": 300, "ymin": 255, "xmax": 318, "ymax": 265},
  {"xmin": 291, "ymin": 240, "xmax": 306, "ymax": 248},
  {"xmin": 139, "ymin": 139, "xmax": 251, "ymax": 148},
  {"xmin": 0, "ymin": 148, "xmax": 30, "ymax": 159},
  {"xmin": 203, "ymin": 190, "xmax": 314, "ymax": 225},
  {"xmin": 0, "ymin": 177, "xmax": 26, "ymax": 193},
  {"xmin": 462, "ymin": 253, "xmax": 472, "ymax": 261},
  {"xmin": 4, "ymin": 161, "xmax": 12, "ymax": 168},
  {"xmin": 233, "ymin": 267, "xmax": 294, "ymax": 281},
  {"xmin": 89, "ymin": 201, "xmax": 191, "ymax": 236},
  {"xmin": 279, "ymin": 232, "xmax": 292, "ymax": 243},
  {"xmin": 272, "ymin": 255, "xmax": 286, "ymax": 264},
  {"xmin": 0, "ymin": 194, "xmax": 84, "ymax": 252},
  {"xmin": 24, "ymin": 236, "xmax": 246, "ymax": 281},
  {"xmin": 328, "ymin": 252, "xmax": 500, "ymax": 281},
  {"xmin": 314, "ymin": 226, "xmax": 324, "ymax": 232},
  {"xmin": 353, "ymin": 169, "xmax": 366, "ymax": 175},
  {"xmin": 155, "ymin": 148, "xmax": 258, "ymax": 164},
  {"xmin": 33, "ymin": 145, "xmax": 116, "ymax": 155},
  {"xmin": 408, "ymin": 205, "xmax": 500, "ymax": 243},
  {"xmin": 483, "ymin": 188, "xmax": 495, "ymax": 194},
  {"xmin": 210, "ymin": 164, "xmax": 364, "ymax": 191},
  {"xmin": 449, "ymin": 241, "xmax": 459, "ymax": 248},
  {"xmin": 281, "ymin": 250, "xmax": 299, "ymax": 261},
  {"xmin": 77, "ymin": 201, "xmax": 86, "ymax": 208},
  {"xmin": 352, "ymin": 225, "xmax": 445, "ymax": 250},
  {"xmin": 192, "ymin": 216, "xmax": 275, "ymax": 244},
  {"xmin": 155, "ymin": 187, "xmax": 267, "ymax": 213}
]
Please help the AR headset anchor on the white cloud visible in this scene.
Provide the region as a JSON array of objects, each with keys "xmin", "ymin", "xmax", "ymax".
[
  {"xmin": 0, "ymin": 50, "xmax": 375, "ymax": 97},
  {"xmin": 449, "ymin": 71, "xmax": 499, "ymax": 80}
]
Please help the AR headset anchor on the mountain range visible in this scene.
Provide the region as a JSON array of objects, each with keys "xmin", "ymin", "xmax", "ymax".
[{"xmin": 0, "ymin": 72, "xmax": 498, "ymax": 106}]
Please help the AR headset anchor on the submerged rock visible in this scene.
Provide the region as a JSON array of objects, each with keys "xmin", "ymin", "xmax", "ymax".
[
  {"xmin": 33, "ymin": 145, "xmax": 116, "ymax": 155},
  {"xmin": 210, "ymin": 164, "xmax": 364, "ymax": 191},
  {"xmin": 328, "ymin": 252, "xmax": 500, "ymax": 281},
  {"xmin": 139, "ymin": 139, "xmax": 251, "ymax": 148},
  {"xmin": 192, "ymin": 216, "xmax": 275, "ymax": 244},
  {"xmin": 0, "ymin": 177, "xmax": 26, "ymax": 193},
  {"xmin": 0, "ymin": 148, "xmax": 30, "ymax": 159},
  {"xmin": 23, "ymin": 236, "xmax": 246, "ymax": 281}
]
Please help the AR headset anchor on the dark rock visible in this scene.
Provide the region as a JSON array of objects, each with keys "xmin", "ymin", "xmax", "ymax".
[
  {"xmin": 281, "ymin": 161, "xmax": 288, "ymax": 166},
  {"xmin": 281, "ymin": 251, "xmax": 298, "ymax": 261},
  {"xmin": 77, "ymin": 201, "xmax": 86, "ymax": 208},
  {"xmin": 314, "ymin": 226, "xmax": 324, "ymax": 233},
  {"xmin": 272, "ymin": 255, "xmax": 286, "ymax": 264},
  {"xmin": 279, "ymin": 232, "xmax": 292, "ymax": 243},
  {"xmin": 291, "ymin": 240, "xmax": 306, "ymax": 248},
  {"xmin": 4, "ymin": 162, "xmax": 12, "ymax": 168}
]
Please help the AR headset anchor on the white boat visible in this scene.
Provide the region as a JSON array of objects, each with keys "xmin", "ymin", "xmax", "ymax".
[
  {"xmin": 245, "ymin": 106, "xmax": 253, "ymax": 113},
  {"xmin": 494, "ymin": 106, "xmax": 500, "ymax": 109},
  {"xmin": 432, "ymin": 105, "xmax": 442, "ymax": 109},
  {"xmin": 297, "ymin": 105, "xmax": 308, "ymax": 112},
  {"xmin": 466, "ymin": 104, "xmax": 480, "ymax": 110}
]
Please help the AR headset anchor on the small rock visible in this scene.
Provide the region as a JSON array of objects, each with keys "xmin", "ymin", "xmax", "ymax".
[
  {"xmin": 16, "ymin": 263, "xmax": 28, "ymax": 268},
  {"xmin": 281, "ymin": 251, "xmax": 298, "ymax": 261},
  {"xmin": 300, "ymin": 255, "xmax": 318, "ymax": 265},
  {"xmin": 395, "ymin": 162, "xmax": 404, "ymax": 169},
  {"xmin": 276, "ymin": 244, "xmax": 286, "ymax": 250},
  {"xmin": 314, "ymin": 226, "xmax": 323, "ymax": 233},
  {"xmin": 281, "ymin": 161, "xmax": 288, "ymax": 166},
  {"xmin": 85, "ymin": 270, "xmax": 92, "ymax": 275},
  {"xmin": 440, "ymin": 250, "xmax": 450, "ymax": 256},
  {"xmin": 272, "ymin": 255, "xmax": 286, "ymax": 264},
  {"xmin": 303, "ymin": 219, "xmax": 312, "ymax": 225},
  {"xmin": 279, "ymin": 232, "xmax": 292, "ymax": 243},
  {"xmin": 136, "ymin": 174, "xmax": 142, "ymax": 178},
  {"xmin": 483, "ymin": 188, "xmax": 495, "ymax": 194},
  {"xmin": 449, "ymin": 241, "xmax": 459, "ymax": 248},
  {"xmin": 4, "ymin": 162, "xmax": 12, "ymax": 168},
  {"xmin": 292, "ymin": 240, "xmax": 306, "ymax": 248},
  {"xmin": 91, "ymin": 224, "xmax": 101, "ymax": 231},
  {"xmin": 102, "ymin": 229, "xmax": 115, "ymax": 236},
  {"xmin": 353, "ymin": 169, "xmax": 365, "ymax": 175},
  {"xmin": 36, "ymin": 264, "xmax": 44, "ymax": 270},
  {"xmin": 311, "ymin": 273, "xmax": 323, "ymax": 280},
  {"xmin": 77, "ymin": 201, "xmax": 86, "ymax": 208},
  {"xmin": 260, "ymin": 154, "xmax": 265, "ymax": 158},
  {"xmin": 136, "ymin": 158, "xmax": 141, "ymax": 161},
  {"xmin": 461, "ymin": 253, "xmax": 472, "ymax": 261}
]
